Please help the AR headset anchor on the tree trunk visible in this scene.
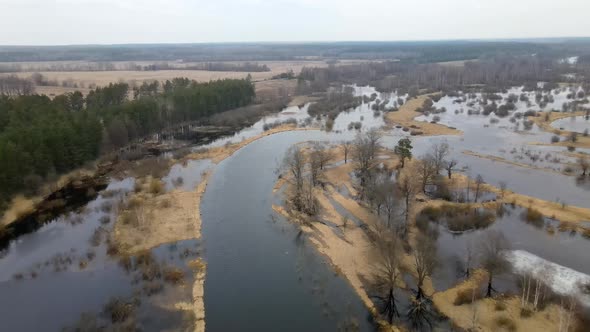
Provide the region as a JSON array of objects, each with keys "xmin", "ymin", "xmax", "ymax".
[{"xmin": 486, "ymin": 274, "xmax": 493, "ymax": 297}]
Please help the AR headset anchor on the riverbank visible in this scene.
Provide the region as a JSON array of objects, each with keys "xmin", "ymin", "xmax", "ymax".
[{"xmin": 273, "ymin": 144, "xmax": 583, "ymax": 331}]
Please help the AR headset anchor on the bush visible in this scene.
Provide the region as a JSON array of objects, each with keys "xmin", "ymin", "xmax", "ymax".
[
  {"xmin": 494, "ymin": 316, "xmax": 516, "ymax": 331},
  {"xmin": 99, "ymin": 215, "xmax": 111, "ymax": 224},
  {"xmin": 162, "ymin": 266, "xmax": 185, "ymax": 285},
  {"xmin": 551, "ymin": 135, "xmax": 560, "ymax": 143},
  {"xmin": 454, "ymin": 288, "xmax": 479, "ymax": 305},
  {"xmin": 149, "ymin": 178, "xmax": 165, "ymax": 195},
  {"xmin": 103, "ymin": 298, "xmax": 135, "ymax": 323},
  {"xmin": 520, "ymin": 308, "xmax": 533, "ymax": 318},
  {"xmin": 522, "ymin": 207, "xmax": 544, "ymax": 227},
  {"xmin": 494, "ymin": 301, "xmax": 507, "ymax": 311}
]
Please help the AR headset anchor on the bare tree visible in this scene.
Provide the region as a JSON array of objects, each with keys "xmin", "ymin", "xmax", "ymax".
[
  {"xmin": 372, "ymin": 228, "xmax": 403, "ymax": 323},
  {"xmin": 375, "ymin": 179, "xmax": 399, "ymax": 228},
  {"xmin": 309, "ymin": 143, "xmax": 331, "ymax": 186},
  {"xmin": 444, "ymin": 159, "xmax": 458, "ymax": 179},
  {"xmin": 431, "ymin": 142, "xmax": 450, "ymax": 174},
  {"xmin": 474, "ymin": 174, "xmax": 485, "ymax": 202},
  {"xmin": 397, "ymin": 168, "xmax": 419, "ymax": 235},
  {"xmin": 407, "ymin": 233, "xmax": 438, "ymax": 330},
  {"xmin": 283, "ymin": 145, "xmax": 305, "ymax": 204},
  {"xmin": 341, "ymin": 141, "xmax": 351, "ymax": 164},
  {"xmin": 499, "ymin": 181, "xmax": 508, "ymax": 199},
  {"xmin": 352, "ymin": 129, "xmax": 381, "ymax": 198},
  {"xmin": 478, "ymin": 230, "xmax": 510, "ymax": 297},
  {"xmin": 578, "ymin": 155, "xmax": 589, "ymax": 176},
  {"xmin": 558, "ymin": 295, "xmax": 578, "ymax": 332},
  {"xmin": 414, "ymin": 233, "xmax": 438, "ymax": 300},
  {"xmin": 418, "ymin": 155, "xmax": 438, "ymax": 194}
]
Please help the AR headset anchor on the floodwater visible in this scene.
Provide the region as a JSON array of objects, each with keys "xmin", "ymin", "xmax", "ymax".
[
  {"xmin": 2, "ymin": 85, "xmax": 589, "ymax": 331},
  {"xmin": 551, "ymin": 115, "xmax": 590, "ymax": 134},
  {"xmin": 432, "ymin": 205, "xmax": 590, "ymax": 306},
  {"xmin": 200, "ymin": 130, "xmax": 375, "ymax": 331}
]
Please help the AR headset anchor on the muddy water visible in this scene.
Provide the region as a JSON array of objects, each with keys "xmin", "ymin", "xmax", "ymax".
[{"xmin": 200, "ymin": 130, "xmax": 374, "ymax": 331}]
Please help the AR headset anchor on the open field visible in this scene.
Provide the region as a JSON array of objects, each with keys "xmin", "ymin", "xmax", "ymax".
[{"xmin": 0, "ymin": 59, "xmax": 367, "ymax": 92}]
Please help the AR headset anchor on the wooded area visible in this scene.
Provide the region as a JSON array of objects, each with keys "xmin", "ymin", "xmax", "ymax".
[{"xmin": 0, "ymin": 77, "xmax": 255, "ymax": 207}]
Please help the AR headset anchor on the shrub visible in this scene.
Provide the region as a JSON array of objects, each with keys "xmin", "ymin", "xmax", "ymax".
[
  {"xmin": 149, "ymin": 178, "xmax": 165, "ymax": 195},
  {"xmin": 143, "ymin": 281, "xmax": 164, "ymax": 296},
  {"xmin": 551, "ymin": 135, "xmax": 560, "ymax": 143},
  {"xmin": 494, "ymin": 316, "xmax": 516, "ymax": 331},
  {"xmin": 99, "ymin": 215, "xmax": 111, "ymax": 224},
  {"xmin": 520, "ymin": 308, "xmax": 533, "ymax": 318},
  {"xmin": 522, "ymin": 207, "xmax": 544, "ymax": 227},
  {"xmin": 163, "ymin": 266, "xmax": 185, "ymax": 285},
  {"xmin": 454, "ymin": 288, "xmax": 479, "ymax": 305},
  {"xmin": 494, "ymin": 301, "xmax": 507, "ymax": 311},
  {"xmin": 103, "ymin": 298, "xmax": 135, "ymax": 323}
]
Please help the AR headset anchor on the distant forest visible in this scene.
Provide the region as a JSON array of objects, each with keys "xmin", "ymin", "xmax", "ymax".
[
  {"xmin": 0, "ymin": 78, "xmax": 255, "ymax": 206},
  {"xmin": 2, "ymin": 39, "xmax": 590, "ymax": 63}
]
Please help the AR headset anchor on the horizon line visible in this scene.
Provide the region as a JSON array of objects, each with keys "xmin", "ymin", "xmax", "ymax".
[{"xmin": 2, "ymin": 36, "xmax": 590, "ymax": 48}]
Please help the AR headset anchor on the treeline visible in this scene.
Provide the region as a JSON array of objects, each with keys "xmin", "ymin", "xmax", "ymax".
[
  {"xmin": 0, "ymin": 78, "xmax": 255, "ymax": 207},
  {"xmin": 0, "ymin": 61, "xmax": 271, "ymax": 73},
  {"xmin": 0, "ymin": 75, "xmax": 35, "ymax": 96},
  {"xmin": 298, "ymin": 56, "xmax": 571, "ymax": 95},
  {"xmin": 2, "ymin": 40, "xmax": 583, "ymax": 63}
]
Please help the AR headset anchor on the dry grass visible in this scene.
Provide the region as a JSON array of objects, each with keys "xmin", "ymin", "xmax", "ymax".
[
  {"xmin": 384, "ymin": 94, "xmax": 462, "ymax": 136},
  {"xmin": 1, "ymin": 195, "xmax": 35, "ymax": 227},
  {"xmin": 529, "ymin": 110, "xmax": 590, "ymax": 149},
  {"xmin": 452, "ymin": 173, "xmax": 590, "ymax": 225}
]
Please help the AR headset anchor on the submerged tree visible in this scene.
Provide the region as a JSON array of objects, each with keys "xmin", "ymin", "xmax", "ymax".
[
  {"xmin": 407, "ymin": 233, "xmax": 439, "ymax": 330},
  {"xmin": 444, "ymin": 159, "xmax": 458, "ymax": 179},
  {"xmin": 474, "ymin": 174, "xmax": 485, "ymax": 202},
  {"xmin": 578, "ymin": 155, "xmax": 589, "ymax": 177},
  {"xmin": 478, "ymin": 230, "xmax": 510, "ymax": 297},
  {"xmin": 431, "ymin": 142, "xmax": 450, "ymax": 174},
  {"xmin": 283, "ymin": 146, "xmax": 305, "ymax": 208},
  {"xmin": 372, "ymin": 228, "xmax": 403, "ymax": 323}
]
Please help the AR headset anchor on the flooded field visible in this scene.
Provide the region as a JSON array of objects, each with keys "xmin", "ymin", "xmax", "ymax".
[{"xmin": 551, "ymin": 115, "xmax": 590, "ymax": 133}]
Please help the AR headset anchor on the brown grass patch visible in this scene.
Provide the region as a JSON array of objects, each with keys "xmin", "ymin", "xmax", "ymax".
[{"xmin": 384, "ymin": 94, "xmax": 461, "ymax": 136}]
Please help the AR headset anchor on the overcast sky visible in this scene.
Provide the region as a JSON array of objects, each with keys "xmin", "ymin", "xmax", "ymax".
[{"xmin": 1, "ymin": 0, "xmax": 589, "ymax": 45}]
